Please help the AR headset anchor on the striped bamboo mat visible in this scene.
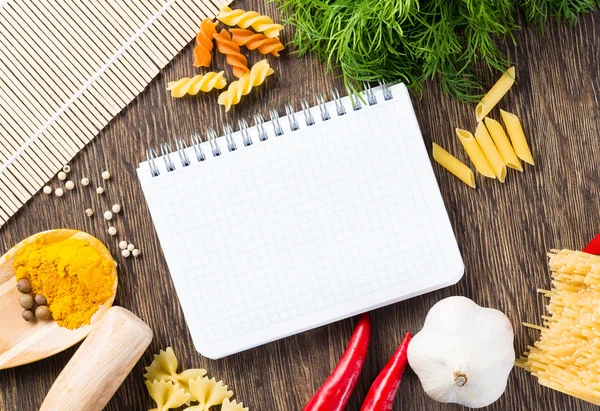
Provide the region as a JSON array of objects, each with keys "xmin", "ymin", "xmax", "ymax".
[{"xmin": 0, "ymin": 0, "xmax": 230, "ymax": 228}]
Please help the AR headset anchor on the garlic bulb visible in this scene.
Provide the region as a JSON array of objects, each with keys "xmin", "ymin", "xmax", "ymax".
[{"xmin": 408, "ymin": 296, "xmax": 514, "ymax": 408}]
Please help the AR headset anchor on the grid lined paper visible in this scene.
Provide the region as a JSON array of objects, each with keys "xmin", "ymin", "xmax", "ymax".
[{"xmin": 137, "ymin": 84, "xmax": 464, "ymax": 358}]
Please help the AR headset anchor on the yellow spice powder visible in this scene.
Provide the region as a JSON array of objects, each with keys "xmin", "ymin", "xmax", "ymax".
[{"xmin": 14, "ymin": 237, "xmax": 115, "ymax": 329}]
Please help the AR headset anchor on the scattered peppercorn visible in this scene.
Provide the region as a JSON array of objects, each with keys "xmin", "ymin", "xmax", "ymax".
[
  {"xmin": 132, "ymin": 249, "xmax": 141, "ymax": 258},
  {"xmin": 65, "ymin": 181, "xmax": 75, "ymax": 190},
  {"xmin": 43, "ymin": 186, "xmax": 52, "ymax": 195},
  {"xmin": 104, "ymin": 210, "xmax": 113, "ymax": 220},
  {"xmin": 55, "ymin": 188, "xmax": 64, "ymax": 197},
  {"xmin": 108, "ymin": 227, "xmax": 117, "ymax": 236},
  {"xmin": 119, "ymin": 241, "xmax": 127, "ymax": 250},
  {"xmin": 102, "ymin": 171, "xmax": 111, "ymax": 180},
  {"xmin": 58, "ymin": 171, "xmax": 67, "ymax": 181},
  {"xmin": 121, "ymin": 249, "xmax": 131, "ymax": 258},
  {"xmin": 112, "ymin": 204, "xmax": 121, "ymax": 213},
  {"xmin": 18, "ymin": 293, "xmax": 34, "ymax": 309},
  {"xmin": 35, "ymin": 305, "xmax": 52, "ymax": 320},
  {"xmin": 34, "ymin": 294, "xmax": 47, "ymax": 306},
  {"xmin": 96, "ymin": 187, "xmax": 104, "ymax": 195},
  {"xmin": 17, "ymin": 278, "xmax": 31, "ymax": 293},
  {"xmin": 85, "ymin": 208, "xmax": 94, "ymax": 217},
  {"xmin": 127, "ymin": 244, "xmax": 135, "ymax": 252},
  {"xmin": 81, "ymin": 177, "xmax": 90, "ymax": 186},
  {"xmin": 22, "ymin": 310, "xmax": 35, "ymax": 321}
]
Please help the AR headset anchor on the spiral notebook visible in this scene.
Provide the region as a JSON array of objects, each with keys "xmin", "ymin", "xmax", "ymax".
[{"xmin": 137, "ymin": 83, "xmax": 464, "ymax": 359}]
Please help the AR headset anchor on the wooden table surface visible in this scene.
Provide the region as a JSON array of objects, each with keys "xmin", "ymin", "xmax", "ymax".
[{"xmin": 1, "ymin": 2, "xmax": 599, "ymax": 410}]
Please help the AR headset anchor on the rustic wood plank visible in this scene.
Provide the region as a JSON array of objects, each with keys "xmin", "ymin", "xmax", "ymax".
[{"xmin": 0, "ymin": 2, "xmax": 599, "ymax": 410}]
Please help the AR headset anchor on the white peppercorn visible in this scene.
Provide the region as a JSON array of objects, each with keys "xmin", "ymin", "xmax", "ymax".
[
  {"xmin": 102, "ymin": 170, "xmax": 111, "ymax": 180},
  {"xmin": 121, "ymin": 249, "xmax": 131, "ymax": 258},
  {"xmin": 57, "ymin": 171, "xmax": 67, "ymax": 181},
  {"xmin": 65, "ymin": 181, "xmax": 75, "ymax": 190},
  {"xmin": 132, "ymin": 249, "xmax": 141, "ymax": 258},
  {"xmin": 43, "ymin": 186, "xmax": 52, "ymax": 195},
  {"xmin": 127, "ymin": 244, "xmax": 135, "ymax": 252},
  {"xmin": 55, "ymin": 188, "xmax": 64, "ymax": 197},
  {"xmin": 81, "ymin": 178, "xmax": 90, "ymax": 186},
  {"xmin": 108, "ymin": 227, "xmax": 117, "ymax": 236},
  {"xmin": 96, "ymin": 187, "xmax": 104, "ymax": 195},
  {"xmin": 85, "ymin": 208, "xmax": 94, "ymax": 217},
  {"xmin": 119, "ymin": 241, "xmax": 127, "ymax": 250},
  {"xmin": 112, "ymin": 204, "xmax": 121, "ymax": 213},
  {"xmin": 103, "ymin": 211, "xmax": 113, "ymax": 220},
  {"xmin": 62, "ymin": 164, "xmax": 71, "ymax": 173}
]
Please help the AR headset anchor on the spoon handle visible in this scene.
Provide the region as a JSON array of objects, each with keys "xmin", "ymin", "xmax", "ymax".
[{"xmin": 40, "ymin": 307, "xmax": 153, "ymax": 411}]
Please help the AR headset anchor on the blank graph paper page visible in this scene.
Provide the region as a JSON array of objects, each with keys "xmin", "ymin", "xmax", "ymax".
[{"xmin": 137, "ymin": 84, "xmax": 464, "ymax": 358}]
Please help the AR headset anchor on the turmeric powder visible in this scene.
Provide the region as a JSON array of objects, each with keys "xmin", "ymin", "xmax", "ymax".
[{"xmin": 14, "ymin": 237, "xmax": 116, "ymax": 329}]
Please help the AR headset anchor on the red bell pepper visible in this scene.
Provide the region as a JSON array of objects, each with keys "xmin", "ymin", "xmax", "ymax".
[
  {"xmin": 583, "ymin": 233, "xmax": 600, "ymax": 255},
  {"xmin": 360, "ymin": 332, "xmax": 412, "ymax": 411},
  {"xmin": 303, "ymin": 313, "xmax": 371, "ymax": 411}
]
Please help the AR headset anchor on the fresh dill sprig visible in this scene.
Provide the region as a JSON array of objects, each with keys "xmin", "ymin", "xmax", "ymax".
[{"xmin": 275, "ymin": 0, "xmax": 598, "ymax": 102}]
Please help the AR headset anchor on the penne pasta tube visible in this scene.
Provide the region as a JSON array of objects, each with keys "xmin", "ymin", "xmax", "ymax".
[
  {"xmin": 500, "ymin": 109, "xmax": 534, "ymax": 165},
  {"xmin": 432, "ymin": 143, "xmax": 476, "ymax": 189},
  {"xmin": 476, "ymin": 67, "xmax": 516, "ymax": 122},
  {"xmin": 474, "ymin": 122, "xmax": 507, "ymax": 182},
  {"xmin": 484, "ymin": 117, "xmax": 523, "ymax": 172},
  {"xmin": 455, "ymin": 128, "xmax": 496, "ymax": 179}
]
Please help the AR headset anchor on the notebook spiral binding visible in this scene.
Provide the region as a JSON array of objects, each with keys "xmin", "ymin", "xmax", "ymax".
[{"xmin": 145, "ymin": 83, "xmax": 394, "ymax": 177}]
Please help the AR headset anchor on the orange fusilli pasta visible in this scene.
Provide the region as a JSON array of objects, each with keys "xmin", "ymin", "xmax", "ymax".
[
  {"xmin": 230, "ymin": 29, "xmax": 284, "ymax": 57},
  {"xmin": 213, "ymin": 29, "xmax": 250, "ymax": 78},
  {"xmin": 193, "ymin": 18, "xmax": 217, "ymax": 67}
]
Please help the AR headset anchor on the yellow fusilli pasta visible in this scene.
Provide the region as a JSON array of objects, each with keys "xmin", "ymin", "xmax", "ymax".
[
  {"xmin": 217, "ymin": 6, "xmax": 283, "ymax": 38},
  {"xmin": 218, "ymin": 60, "xmax": 274, "ymax": 111},
  {"xmin": 167, "ymin": 72, "xmax": 227, "ymax": 98}
]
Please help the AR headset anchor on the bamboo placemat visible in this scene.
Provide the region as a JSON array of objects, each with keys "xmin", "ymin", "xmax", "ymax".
[{"xmin": 0, "ymin": 0, "xmax": 231, "ymax": 228}]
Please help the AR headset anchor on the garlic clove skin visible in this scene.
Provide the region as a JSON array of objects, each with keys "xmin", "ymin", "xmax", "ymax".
[{"xmin": 408, "ymin": 296, "xmax": 515, "ymax": 408}]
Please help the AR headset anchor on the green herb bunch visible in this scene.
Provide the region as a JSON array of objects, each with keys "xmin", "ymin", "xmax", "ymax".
[{"xmin": 276, "ymin": 0, "xmax": 599, "ymax": 102}]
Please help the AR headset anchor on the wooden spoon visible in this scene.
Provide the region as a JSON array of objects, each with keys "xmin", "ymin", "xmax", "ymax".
[{"xmin": 0, "ymin": 229, "xmax": 117, "ymax": 370}]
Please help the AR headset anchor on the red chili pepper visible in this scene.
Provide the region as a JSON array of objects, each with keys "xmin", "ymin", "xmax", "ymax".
[
  {"xmin": 303, "ymin": 313, "xmax": 371, "ymax": 411},
  {"xmin": 360, "ymin": 332, "xmax": 412, "ymax": 411},
  {"xmin": 583, "ymin": 233, "xmax": 600, "ymax": 255}
]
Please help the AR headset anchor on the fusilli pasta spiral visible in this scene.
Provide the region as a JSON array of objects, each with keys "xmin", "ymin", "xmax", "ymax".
[
  {"xmin": 218, "ymin": 59, "xmax": 274, "ymax": 111},
  {"xmin": 217, "ymin": 6, "xmax": 283, "ymax": 38},
  {"xmin": 230, "ymin": 29, "xmax": 284, "ymax": 57},
  {"xmin": 194, "ymin": 18, "xmax": 217, "ymax": 67},
  {"xmin": 167, "ymin": 72, "xmax": 227, "ymax": 98},
  {"xmin": 213, "ymin": 29, "xmax": 250, "ymax": 78}
]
